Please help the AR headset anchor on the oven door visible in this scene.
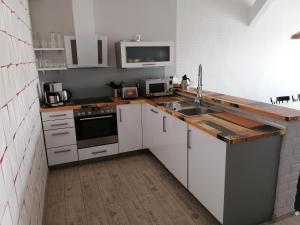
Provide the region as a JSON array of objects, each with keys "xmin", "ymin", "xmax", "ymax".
[{"xmin": 75, "ymin": 113, "xmax": 118, "ymax": 149}]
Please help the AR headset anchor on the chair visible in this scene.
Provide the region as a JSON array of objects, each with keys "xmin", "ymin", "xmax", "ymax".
[{"xmin": 276, "ymin": 96, "xmax": 290, "ymax": 104}]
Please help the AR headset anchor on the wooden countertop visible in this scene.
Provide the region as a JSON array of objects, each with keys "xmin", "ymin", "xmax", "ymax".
[
  {"xmin": 176, "ymin": 89, "xmax": 300, "ymax": 121},
  {"xmin": 40, "ymin": 98, "xmax": 146, "ymax": 112},
  {"xmin": 40, "ymin": 95, "xmax": 285, "ymax": 144}
]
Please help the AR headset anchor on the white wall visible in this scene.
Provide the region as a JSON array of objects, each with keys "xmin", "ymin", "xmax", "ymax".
[
  {"xmin": 177, "ymin": 0, "xmax": 300, "ymax": 102},
  {"xmin": 94, "ymin": 0, "xmax": 177, "ymax": 69},
  {"xmin": 0, "ymin": 0, "xmax": 48, "ymax": 225}
]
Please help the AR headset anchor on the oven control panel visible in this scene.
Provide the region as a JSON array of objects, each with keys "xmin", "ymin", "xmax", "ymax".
[{"xmin": 74, "ymin": 106, "xmax": 116, "ymax": 118}]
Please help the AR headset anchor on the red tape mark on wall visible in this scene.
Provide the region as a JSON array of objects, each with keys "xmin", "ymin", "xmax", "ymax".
[
  {"xmin": 0, "ymin": 30, "xmax": 33, "ymax": 46},
  {"xmin": 1, "ymin": 0, "xmax": 31, "ymax": 31}
]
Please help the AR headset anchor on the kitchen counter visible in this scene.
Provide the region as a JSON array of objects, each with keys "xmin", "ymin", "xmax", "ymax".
[
  {"xmin": 177, "ymin": 88, "xmax": 300, "ymax": 121},
  {"xmin": 40, "ymin": 95, "xmax": 285, "ymax": 144},
  {"xmin": 40, "ymin": 97, "xmax": 146, "ymax": 112}
]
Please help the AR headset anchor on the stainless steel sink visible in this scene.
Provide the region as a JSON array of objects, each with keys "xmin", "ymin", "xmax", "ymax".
[
  {"xmin": 157, "ymin": 99, "xmax": 220, "ymax": 116},
  {"xmin": 177, "ymin": 107, "xmax": 216, "ymax": 116},
  {"xmin": 158, "ymin": 100, "xmax": 209, "ymax": 110}
]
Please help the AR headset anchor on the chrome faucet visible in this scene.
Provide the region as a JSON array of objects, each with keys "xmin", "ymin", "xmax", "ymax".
[{"xmin": 195, "ymin": 64, "xmax": 203, "ymax": 105}]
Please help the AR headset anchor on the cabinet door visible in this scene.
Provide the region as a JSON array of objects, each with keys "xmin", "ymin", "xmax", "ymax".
[
  {"xmin": 117, "ymin": 104, "xmax": 142, "ymax": 153},
  {"xmin": 64, "ymin": 35, "xmax": 108, "ymax": 68},
  {"xmin": 142, "ymin": 103, "xmax": 163, "ymax": 156},
  {"xmin": 117, "ymin": 41, "xmax": 175, "ymax": 68},
  {"xmin": 44, "ymin": 127, "xmax": 77, "ymax": 149},
  {"xmin": 142, "ymin": 104, "xmax": 152, "ymax": 149},
  {"xmin": 188, "ymin": 125, "xmax": 227, "ymax": 223},
  {"xmin": 163, "ymin": 114, "xmax": 188, "ymax": 187},
  {"xmin": 47, "ymin": 145, "xmax": 78, "ymax": 166}
]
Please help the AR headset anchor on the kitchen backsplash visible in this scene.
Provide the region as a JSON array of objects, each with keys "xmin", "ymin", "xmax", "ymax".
[{"xmin": 39, "ymin": 67, "xmax": 166, "ymax": 98}]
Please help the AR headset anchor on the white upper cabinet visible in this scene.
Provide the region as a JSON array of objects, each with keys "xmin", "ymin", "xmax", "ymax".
[
  {"xmin": 115, "ymin": 41, "xmax": 175, "ymax": 68},
  {"xmin": 64, "ymin": 35, "xmax": 108, "ymax": 68},
  {"xmin": 117, "ymin": 104, "xmax": 143, "ymax": 153}
]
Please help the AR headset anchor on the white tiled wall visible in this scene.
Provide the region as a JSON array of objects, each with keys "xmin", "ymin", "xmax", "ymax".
[{"xmin": 0, "ymin": 0, "xmax": 48, "ymax": 225}]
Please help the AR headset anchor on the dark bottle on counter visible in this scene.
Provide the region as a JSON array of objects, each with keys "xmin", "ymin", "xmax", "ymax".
[{"xmin": 181, "ymin": 74, "xmax": 191, "ymax": 90}]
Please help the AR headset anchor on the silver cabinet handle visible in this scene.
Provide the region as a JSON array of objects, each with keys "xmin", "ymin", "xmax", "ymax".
[
  {"xmin": 163, "ymin": 116, "xmax": 167, "ymax": 132},
  {"xmin": 142, "ymin": 63, "xmax": 156, "ymax": 66},
  {"xmin": 52, "ymin": 131, "xmax": 70, "ymax": 136},
  {"xmin": 51, "ymin": 123, "xmax": 68, "ymax": 127},
  {"xmin": 79, "ymin": 115, "xmax": 113, "ymax": 121},
  {"xmin": 187, "ymin": 129, "xmax": 191, "ymax": 149},
  {"xmin": 150, "ymin": 109, "xmax": 158, "ymax": 114},
  {"xmin": 49, "ymin": 114, "xmax": 67, "ymax": 118},
  {"xmin": 92, "ymin": 150, "xmax": 107, "ymax": 155},
  {"xmin": 119, "ymin": 108, "xmax": 122, "ymax": 122},
  {"xmin": 54, "ymin": 149, "xmax": 71, "ymax": 154}
]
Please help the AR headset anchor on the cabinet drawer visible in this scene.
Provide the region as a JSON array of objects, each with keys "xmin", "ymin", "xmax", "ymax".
[
  {"xmin": 43, "ymin": 118, "xmax": 75, "ymax": 131},
  {"xmin": 42, "ymin": 110, "xmax": 74, "ymax": 122},
  {"xmin": 78, "ymin": 144, "xmax": 118, "ymax": 161},
  {"xmin": 44, "ymin": 128, "xmax": 76, "ymax": 149},
  {"xmin": 47, "ymin": 145, "xmax": 78, "ymax": 166}
]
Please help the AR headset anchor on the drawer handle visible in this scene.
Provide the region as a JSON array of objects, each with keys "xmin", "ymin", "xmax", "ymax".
[
  {"xmin": 54, "ymin": 149, "xmax": 71, "ymax": 154},
  {"xmin": 150, "ymin": 109, "xmax": 159, "ymax": 114},
  {"xmin": 92, "ymin": 150, "xmax": 107, "ymax": 155},
  {"xmin": 52, "ymin": 131, "xmax": 70, "ymax": 136},
  {"xmin": 51, "ymin": 123, "xmax": 69, "ymax": 127},
  {"xmin": 49, "ymin": 114, "xmax": 67, "ymax": 118}
]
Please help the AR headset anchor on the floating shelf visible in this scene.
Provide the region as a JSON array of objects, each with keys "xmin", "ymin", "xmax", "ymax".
[
  {"xmin": 37, "ymin": 67, "xmax": 67, "ymax": 72},
  {"xmin": 34, "ymin": 48, "xmax": 65, "ymax": 51}
]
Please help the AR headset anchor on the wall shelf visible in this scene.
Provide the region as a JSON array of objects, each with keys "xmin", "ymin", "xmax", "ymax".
[{"xmin": 34, "ymin": 48, "xmax": 65, "ymax": 51}]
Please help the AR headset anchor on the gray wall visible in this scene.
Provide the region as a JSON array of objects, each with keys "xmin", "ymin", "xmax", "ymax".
[
  {"xmin": 29, "ymin": 0, "xmax": 177, "ymax": 98},
  {"xmin": 39, "ymin": 67, "xmax": 164, "ymax": 98}
]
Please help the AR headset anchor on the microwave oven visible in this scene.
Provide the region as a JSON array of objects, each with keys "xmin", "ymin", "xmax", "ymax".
[{"xmin": 139, "ymin": 78, "xmax": 173, "ymax": 97}]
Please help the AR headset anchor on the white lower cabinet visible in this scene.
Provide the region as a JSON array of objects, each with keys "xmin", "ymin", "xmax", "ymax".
[
  {"xmin": 47, "ymin": 145, "xmax": 78, "ymax": 166},
  {"xmin": 117, "ymin": 104, "xmax": 143, "ymax": 153},
  {"xmin": 43, "ymin": 118, "xmax": 75, "ymax": 131},
  {"xmin": 142, "ymin": 104, "xmax": 188, "ymax": 187},
  {"xmin": 188, "ymin": 125, "xmax": 227, "ymax": 223},
  {"xmin": 78, "ymin": 143, "xmax": 119, "ymax": 160},
  {"xmin": 42, "ymin": 110, "xmax": 78, "ymax": 166},
  {"xmin": 42, "ymin": 110, "xmax": 74, "ymax": 122},
  {"xmin": 44, "ymin": 127, "xmax": 77, "ymax": 149},
  {"xmin": 142, "ymin": 104, "xmax": 164, "ymax": 156},
  {"xmin": 163, "ymin": 114, "xmax": 188, "ymax": 187}
]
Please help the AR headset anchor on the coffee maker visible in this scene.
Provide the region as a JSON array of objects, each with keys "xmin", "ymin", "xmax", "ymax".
[{"xmin": 44, "ymin": 82, "xmax": 64, "ymax": 107}]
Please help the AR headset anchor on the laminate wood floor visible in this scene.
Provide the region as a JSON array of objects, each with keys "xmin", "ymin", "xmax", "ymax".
[{"xmin": 44, "ymin": 152, "xmax": 300, "ymax": 225}]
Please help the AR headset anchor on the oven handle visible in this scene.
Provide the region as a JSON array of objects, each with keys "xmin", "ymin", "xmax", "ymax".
[{"xmin": 79, "ymin": 115, "xmax": 113, "ymax": 121}]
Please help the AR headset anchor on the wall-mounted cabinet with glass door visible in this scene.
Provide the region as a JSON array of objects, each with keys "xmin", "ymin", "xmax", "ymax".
[{"xmin": 115, "ymin": 41, "xmax": 175, "ymax": 68}]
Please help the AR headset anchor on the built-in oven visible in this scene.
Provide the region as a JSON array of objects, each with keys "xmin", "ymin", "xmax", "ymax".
[{"xmin": 74, "ymin": 106, "xmax": 118, "ymax": 149}]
